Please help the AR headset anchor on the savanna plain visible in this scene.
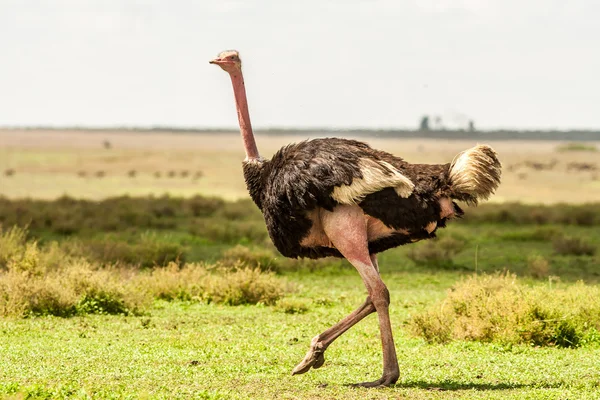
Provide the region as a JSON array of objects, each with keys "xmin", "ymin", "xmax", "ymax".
[{"xmin": 1, "ymin": 129, "xmax": 600, "ymax": 399}]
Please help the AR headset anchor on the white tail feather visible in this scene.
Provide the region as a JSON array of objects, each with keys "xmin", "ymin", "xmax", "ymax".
[{"xmin": 449, "ymin": 144, "xmax": 501, "ymax": 205}]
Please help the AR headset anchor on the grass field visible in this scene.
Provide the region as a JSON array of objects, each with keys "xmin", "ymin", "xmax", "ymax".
[
  {"xmin": 1, "ymin": 130, "xmax": 600, "ymax": 399},
  {"xmin": 3, "ymin": 278, "xmax": 600, "ymax": 400},
  {"xmin": 1, "ymin": 129, "xmax": 599, "ymax": 203}
]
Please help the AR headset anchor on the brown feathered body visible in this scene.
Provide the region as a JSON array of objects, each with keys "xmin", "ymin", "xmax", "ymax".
[{"xmin": 242, "ymin": 138, "xmax": 501, "ymax": 259}]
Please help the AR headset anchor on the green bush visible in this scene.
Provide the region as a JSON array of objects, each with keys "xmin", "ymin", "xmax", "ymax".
[
  {"xmin": 406, "ymin": 235, "xmax": 466, "ymax": 268},
  {"xmin": 76, "ymin": 290, "xmax": 131, "ymax": 315},
  {"xmin": 186, "ymin": 196, "xmax": 225, "ymax": 217},
  {"xmin": 276, "ymin": 299, "xmax": 310, "ymax": 314},
  {"xmin": 190, "ymin": 219, "xmax": 269, "ymax": 244},
  {"xmin": 553, "ymin": 237, "xmax": 596, "ymax": 256},
  {"xmin": 66, "ymin": 233, "xmax": 186, "ymax": 268},
  {"xmin": 215, "ymin": 199, "xmax": 262, "ymax": 220},
  {"xmin": 0, "ymin": 195, "xmax": 229, "ymax": 237},
  {"xmin": 497, "ymin": 226, "xmax": 561, "ymax": 242},
  {"xmin": 2, "ymin": 198, "xmax": 600, "ymax": 249}
]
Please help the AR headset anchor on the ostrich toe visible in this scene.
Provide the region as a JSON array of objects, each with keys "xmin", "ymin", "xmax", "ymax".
[
  {"xmin": 291, "ymin": 337, "xmax": 326, "ymax": 375},
  {"xmin": 349, "ymin": 373, "xmax": 399, "ymax": 388}
]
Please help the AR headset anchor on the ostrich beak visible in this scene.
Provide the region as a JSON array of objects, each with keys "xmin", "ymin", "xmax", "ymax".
[{"xmin": 209, "ymin": 58, "xmax": 221, "ymax": 65}]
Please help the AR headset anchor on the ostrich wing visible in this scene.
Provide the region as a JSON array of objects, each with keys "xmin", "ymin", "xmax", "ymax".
[{"xmin": 265, "ymin": 138, "xmax": 414, "ymax": 211}]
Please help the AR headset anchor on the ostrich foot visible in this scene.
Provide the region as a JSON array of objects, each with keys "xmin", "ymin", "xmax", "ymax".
[
  {"xmin": 350, "ymin": 373, "xmax": 399, "ymax": 388},
  {"xmin": 291, "ymin": 336, "xmax": 326, "ymax": 375}
]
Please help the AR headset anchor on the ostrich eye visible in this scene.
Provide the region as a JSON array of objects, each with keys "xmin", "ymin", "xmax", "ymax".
[{"xmin": 229, "ymin": 56, "xmax": 236, "ymax": 60}]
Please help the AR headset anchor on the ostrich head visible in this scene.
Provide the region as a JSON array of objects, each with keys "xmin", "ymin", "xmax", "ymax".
[{"xmin": 209, "ymin": 50, "xmax": 242, "ymax": 74}]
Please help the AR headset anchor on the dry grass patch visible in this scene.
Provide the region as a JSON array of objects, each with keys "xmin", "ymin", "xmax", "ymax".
[
  {"xmin": 0, "ymin": 259, "xmax": 146, "ymax": 318},
  {"xmin": 136, "ymin": 262, "xmax": 285, "ymax": 305},
  {"xmin": 556, "ymin": 142, "xmax": 598, "ymax": 152},
  {"xmin": 0, "ymin": 226, "xmax": 28, "ymax": 267},
  {"xmin": 0, "ymin": 226, "xmax": 146, "ymax": 317},
  {"xmin": 409, "ymin": 273, "xmax": 600, "ymax": 347},
  {"xmin": 527, "ymin": 254, "xmax": 551, "ymax": 278},
  {"xmin": 219, "ymin": 244, "xmax": 347, "ymax": 273},
  {"xmin": 0, "ymin": 227, "xmax": 288, "ymax": 317}
]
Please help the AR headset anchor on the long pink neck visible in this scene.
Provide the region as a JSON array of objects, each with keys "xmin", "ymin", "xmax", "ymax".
[{"xmin": 229, "ymin": 71, "xmax": 260, "ymax": 160}]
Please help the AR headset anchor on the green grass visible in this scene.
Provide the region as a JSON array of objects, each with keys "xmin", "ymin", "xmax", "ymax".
[
  {"xmin": 2, "ymin": 197, "xmax": 600, "ymax": 398},
  {"xmin": 2, "ymin": 274, "xmax": 600, "ymax": 399}
]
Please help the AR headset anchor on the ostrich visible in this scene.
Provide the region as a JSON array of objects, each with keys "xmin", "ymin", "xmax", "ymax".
[{"xmin": 210, "ymin": 50, "xmax": 501, "ymax": 387}]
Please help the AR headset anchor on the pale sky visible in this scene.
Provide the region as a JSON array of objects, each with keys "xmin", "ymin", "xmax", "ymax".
[{"xmin": 1, "ymin": 0, "xmax": 599, "ymax": 130}]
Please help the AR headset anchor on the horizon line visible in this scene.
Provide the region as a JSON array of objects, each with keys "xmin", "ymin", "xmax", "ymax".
[{"xmin": 2, "ymin": 125, "xmax": 600, "ymax": 133}]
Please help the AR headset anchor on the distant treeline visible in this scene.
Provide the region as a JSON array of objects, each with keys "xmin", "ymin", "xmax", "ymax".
[{"xmin": 3, "ymin": 126, "xmax": 600, "ymax": 141}]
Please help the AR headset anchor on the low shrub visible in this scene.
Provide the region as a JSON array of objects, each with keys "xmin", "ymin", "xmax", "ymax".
[
  {"xmin": 218, "ymin": 245, "xmax": 347, "ymax": 273},
  {"xmin": 0, "ymin": 227, "xmax": 146, "ymax": 317},
  {"xmin": 1, "ymin": 226, "xmax": 67, "ymax": 275},
  {"xmin": 313, "ymin": 297, "xmax": 335, "ymax": 307},
  {"xmin": 190, "ymin": 219, "xmax": 269, "ymax": 245},
  {"xmin": 211, "ymin": 266, "xmax": 284, "ymax": 306},
  {"xmin": 553, "ymin": 237, "xmax": 596, "ymax": 256},
  {"xmin": 406, "ymin": 235, "xmax": 466, "ymax": 268},
  {"xmin": 0, "ymin": 227, "xmax": 288, "ymax": 317},
  {"xmin": 215, "ymin": 199, "xmax": 262, "ymax": 220},
  {"xmin": 0, "ymin": 269, "xmax": 78, "ymax": 317},
  {"xmin": 279, "ymin": 257, "xmax": 348, "ymax": 273},
  {"xmin": 186, "ymin": 196, "xmax": 224, "ymax": 217},
  {"xmin": 0, "ymin": 195, "xmax": 203, "ymax": 237},
  {"xmin": 220, "ymin": 245, "xmax": 280, "ymax": 271},
  {"xmin": 498, "ymin": 226, "xmax": 561, "ymax": 242},
  {"xmin": 0, "ymin": 258, "xmax": 146, "ymax": 318},
  {"xmin": 136, "ymin": 262, "xmax": 285, "ymax": 306},
  {"xmin": 276, "ymin": 299, "xmax": 310, "ymax": 314},
  {"xmin": 408, "ymin": 273, "xmax": 600, "ymax": 347},
  {"xmin": 0, "ymin": 226, "xmax": 28, "ymax": 268},
  {"xmin": 527, "ymin": 254, "xmax": 550, "ymax": 278},
  {"xmin": 66, "ymin": 233, "xmax": 186, "ymax": 268}
]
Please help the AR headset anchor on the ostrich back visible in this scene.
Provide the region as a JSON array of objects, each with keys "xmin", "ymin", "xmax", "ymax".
[{"xmin": 242, "ymin": 138, "xmax": 462, "ymax": 259}]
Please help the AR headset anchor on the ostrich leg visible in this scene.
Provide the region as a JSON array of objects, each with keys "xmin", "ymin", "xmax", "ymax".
[
  {"xmin": 292, "ymin": 253, "xmax": 380, "ymax": 375},
  {"xmin": 292, "ymin": 296, "xmax": 376, "ymax": 375},
  {"xmin": 294, "ymin": 205, "xmax": 400, "ymax": 387}
]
